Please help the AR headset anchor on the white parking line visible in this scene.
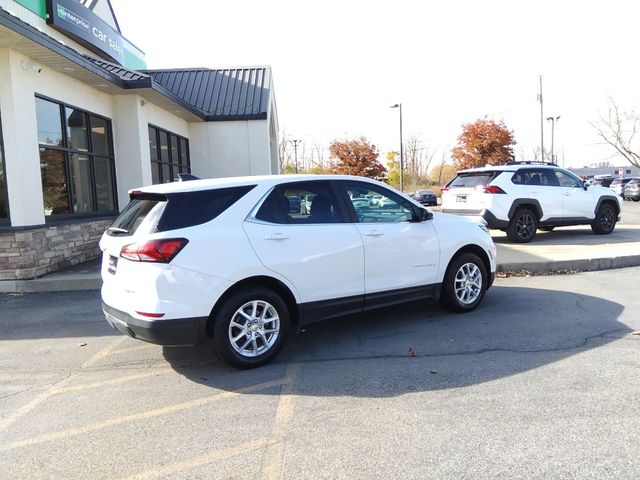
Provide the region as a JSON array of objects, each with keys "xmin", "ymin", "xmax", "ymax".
[
  {"xmin": 0, "ymin": 377, "xmax": 289, "ymax": 452},
  {"xmin": 81, "ymin": 337, "xmax": 128, "ymax": 368},
  {"xmin": 115, "ymin": 437, "xmax": 277, "ymax": 480},
  {"xmin": 261, "ymin": 362, "xmax": 300, "ymax": 480}
]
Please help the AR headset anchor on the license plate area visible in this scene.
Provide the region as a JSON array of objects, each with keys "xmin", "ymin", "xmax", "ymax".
[
  {"xmin": 108, "ymin": 255, "xmax": 118, "ymax": 275},
  {"xmin": 456, "ymin": 195, "xmax": 467, "ymax": 203}
]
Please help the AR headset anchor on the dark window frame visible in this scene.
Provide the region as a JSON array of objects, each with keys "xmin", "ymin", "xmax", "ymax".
[
  {"xmin": 336, "ymin": 180, "xmax": 417, "ymax": 224},
  {"xmin": 148, "ymin": 124, "xmax": 191, "ymax": 184},
  {"xmin": 0, "ymin": 111, "xmax": 9, "ymax": 225},
  {"xmin": 511, "ymin": 168, "xmax": 558, "ymax": 187},
  {"xmin": 553, "ymin": 169, "xmax": 583, "ymax": 188},
  {"xmin": 254, "ymin": 180, "xmax": 351, "ymax": 225},
  {"xmin": 35, "ymin": 94, "xmax": 118, "ymax": 221}
]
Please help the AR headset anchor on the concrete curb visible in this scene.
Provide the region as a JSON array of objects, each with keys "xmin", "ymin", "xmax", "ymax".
[
  {"xmin": 0, "ymin": 274, "xmax": 102, "ymax": 293},
  {"xmin": 2, "ymin": 255, "xmax": 640, "ymax": 293},
  {"xmin": 498, "ymin": 255, "xmax": 640, "ymax": 274}
]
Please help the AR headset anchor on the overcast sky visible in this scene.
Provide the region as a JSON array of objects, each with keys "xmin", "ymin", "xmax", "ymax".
[{"xmin": 111, "ymin": 0, "xmax": 640, "ymax": 169}]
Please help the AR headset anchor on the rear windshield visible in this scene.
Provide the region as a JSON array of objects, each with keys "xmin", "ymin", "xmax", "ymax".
[
  {"xmin": 108, "ymin": 196, "xmax": 166, "ymax": 236},
  {"xmin": 447, "ymin": 172, "xmax": 501, "ymax": 188},
  {"xmin": 107, "ymin": 185, "xmax": 255, "ymax": 236}
]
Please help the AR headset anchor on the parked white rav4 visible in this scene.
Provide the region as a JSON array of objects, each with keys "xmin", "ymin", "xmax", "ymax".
[
  {"xmin": 441, "ymin": 162, "xmax": 623, "ymax": 243},
  {"xmin": 100, "ymin": 175, "xmax": 497, "ymax": 368}
]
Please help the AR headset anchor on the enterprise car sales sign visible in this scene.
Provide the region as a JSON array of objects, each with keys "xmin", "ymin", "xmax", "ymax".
[{"xmin": 46, "ymin": 0, "xmax": 125, "ymax": 65}]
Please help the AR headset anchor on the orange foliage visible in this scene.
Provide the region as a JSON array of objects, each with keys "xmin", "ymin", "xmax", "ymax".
[
  {"xmin": 328, "ymin": 137, "xmax": 387, "ymax": 181},
  {"xmin": 451, "ymin": 119, "xmax": 516, "ymax": 169}
]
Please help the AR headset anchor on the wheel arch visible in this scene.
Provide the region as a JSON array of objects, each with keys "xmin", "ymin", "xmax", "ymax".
[
  {"xmin": 206, "ymin": 276, "xmax": 300, "ymax": 337},
  {"xmin": 508, "ymin": 198, "xmax": 543, "ymax": 220},
  {"xmin": 594, "ymin": 195, "xmax": 621, "ymax": 216},
  {"xmin": 444, "ymin": 244, "xmax": 492, "ymax": 287}
]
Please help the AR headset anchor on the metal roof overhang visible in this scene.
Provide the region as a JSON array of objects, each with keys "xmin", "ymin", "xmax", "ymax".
[{"xmin": 0, "ymin": 8, "xmax": 203, "ymax": 122}]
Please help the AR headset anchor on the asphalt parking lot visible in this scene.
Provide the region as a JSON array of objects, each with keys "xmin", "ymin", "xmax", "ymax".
[{"xmin": 2, "ymin": 268, "xmax": 639, "ymax": 479}]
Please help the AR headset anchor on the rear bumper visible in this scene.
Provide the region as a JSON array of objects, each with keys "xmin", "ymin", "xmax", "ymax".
[
  {"xmin": 102, "ymin": 302, "xmax": 207, "ymax": 346},
  {"xmin": 441, "ymin": 208, "xmax": 509, "ymax": 229},
  {"xmin": 624, "ymin": 189, "xmax": 639, "ymax": 199}
]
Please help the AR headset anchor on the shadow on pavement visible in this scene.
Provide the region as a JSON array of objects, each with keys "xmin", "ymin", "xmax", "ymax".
[
  {"xmin": 163, "ymin": 285, "xmax": 629, "ymax": 397},
  {"xmin": 0, "ymin": 290, "xmax": 112, "ymax": 340},
  {"xmin": 491, "ymin": 224, "xmax": 640, "ymax": 246}
]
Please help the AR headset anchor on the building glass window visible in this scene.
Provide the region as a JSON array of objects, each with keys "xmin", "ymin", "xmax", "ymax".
[
  {"xmin": 0, "ymin": 112, "xmax": 8, "ymax": 222},
  {"xmin": 148, "ymin": 125, "xmax": 190, "ymax": 184},
  {"xmin": 36, "ymin": 96, "xmax": 117, "ymax": 217}
]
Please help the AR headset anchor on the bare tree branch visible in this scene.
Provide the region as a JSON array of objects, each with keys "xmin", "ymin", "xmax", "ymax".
[{"xmin": 592, "ymin": 98, "xmax": 640, "ymax": 168}]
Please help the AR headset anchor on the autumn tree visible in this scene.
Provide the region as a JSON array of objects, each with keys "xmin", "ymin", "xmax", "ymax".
[
  {"xmin": 386, "ymin": 151, "xmax": 400, "ymax": 188},
  {"xmin": 451, "ymin": 118, "xmax": 516, "ymax": 169},
  {"xmin": 591, "ymin": 97, "xmax": 640, "ymax": 168},
  {"xmin": 328, "ymin": 137, "xmax": 387, "ymax": 181}
]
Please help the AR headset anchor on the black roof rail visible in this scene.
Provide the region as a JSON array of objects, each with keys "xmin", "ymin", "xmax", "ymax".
[
  {"xmin": 506, "ymin": 160, "xmax": 559, "ymax": 167},
  {"xmin": 177, "ymin": 173, "xmax": 201, "ymax": 182}
]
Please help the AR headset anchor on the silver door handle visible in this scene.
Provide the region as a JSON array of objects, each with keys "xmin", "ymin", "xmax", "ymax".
[
  {"xmin": 562, "ymin": 192, "xmax": 571, "ymax": 196},
  {"xmin": 364, "ymin": 231, "xmax": 384, "ymax": 237},
  {"xmin": 265, "ymin": 233, "xmax": 290, "ymax": 240}
]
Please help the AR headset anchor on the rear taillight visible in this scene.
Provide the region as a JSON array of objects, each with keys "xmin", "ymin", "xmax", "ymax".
[
  {"xmin": 441, "ymin": 187, "xmax": 449, "ymax": 192},
  {"xmin": 480, "ymin": 185, "xmax": 506, "ymax": 194},
  {"xmin": 120, "ymin": 238, "xmax": 188, "ymax": 263}
]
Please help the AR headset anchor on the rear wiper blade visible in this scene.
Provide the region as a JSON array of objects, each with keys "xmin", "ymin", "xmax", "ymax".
[{"xmin": 107, "ymin": 227, "xmax": 129, "ymax": 235}]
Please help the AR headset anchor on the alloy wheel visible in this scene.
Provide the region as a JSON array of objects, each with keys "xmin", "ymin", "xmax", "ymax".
[
  {"xmin": 600, "ymin": 207, "xmax": 615, "ymax": 232},
  {"xmin": 515, "ymin": 212, "xmax": 535, "ymax": 240},
  {"xmin": 228, "ymin": 300, "xmax": 280, "ymax": 358},
  {"xmin": 454, "ymin": 262, "xmax": 483, "ymax": 305}
]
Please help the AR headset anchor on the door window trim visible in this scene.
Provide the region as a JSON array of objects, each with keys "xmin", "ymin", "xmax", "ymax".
[
  {"xmin": 248, "ymin": 180, "xmax": 351, "ymax": 225},
  {"xmin": 335, "ymin": 180, "xmax": 419, "ymax": 224}
]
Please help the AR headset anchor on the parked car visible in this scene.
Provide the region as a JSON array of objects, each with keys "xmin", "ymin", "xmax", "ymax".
[
  {"xmin": 350, "ymin": 195, "xmax": 370, "ymax": 209},
  {"xmin": 591, "ymin": 175, "xmax": 614, "ymax": 188},
  {"xmin": 624, "ymin": 178, "xmax": 640, "ymax": 201},
  {"xmin": 300, "ymin": 193, "xmax": 316, "ymax": 214},
  {"xmin": 286, "ymin": 195, "xmax": 301, "ymax": 212},
  {"xmin": 440, "ymin": 161, "xmax": 623, "ymax": 243},
  {"xmin": 100, "ymin": 175, "xmax": 497, "ymax": 368},
  {"xmin": 412, "ymin": 189, "xmax": 438, "ymax": 206},
  {"xmin": 611, "ymin": 177, "xmax": 639, "ymax": 198}
]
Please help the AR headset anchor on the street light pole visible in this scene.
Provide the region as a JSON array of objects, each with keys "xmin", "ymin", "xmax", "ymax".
[
  {"xmin": 390, "ymin": 103, "xmax": 404, "ymax": 192},
  {"xmin": 538, "ymin": 75, "xmax": 544, "ymax": 161},
  {"xmin": 546, "ymin": 116, "xmax": 560, "ymax": 164},
  {"xmin": 290, "ymin": 139, "xmax": 302, "ymax": 173}
]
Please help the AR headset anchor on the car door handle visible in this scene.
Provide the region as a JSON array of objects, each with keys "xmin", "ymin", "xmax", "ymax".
[
  {"xmin": 264, "ymin": 233, "xmax": 290, "ymax": 240},
  {"xmin": 364, "ymin": 230, "xmax": 384, "ymax": 237},
  {"xmin": 562, "ymin": 192, "xmax": 571, "ymax": 196}
]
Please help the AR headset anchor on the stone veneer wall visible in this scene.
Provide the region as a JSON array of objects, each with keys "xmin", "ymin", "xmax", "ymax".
[{"xmin": 0, "ymin": 219, "xmax": 113, "ymax": 281}]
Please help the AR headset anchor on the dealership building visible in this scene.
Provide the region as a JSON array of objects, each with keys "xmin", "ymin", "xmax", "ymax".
[{"xmin": 0, "ymin": 0, "xmax": 279, "ymax": 280}]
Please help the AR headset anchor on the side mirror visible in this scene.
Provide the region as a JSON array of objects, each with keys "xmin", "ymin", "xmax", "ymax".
[
  {"xmin": 416, "ymin": 207, "xmax": 433, "ymax": 222},
  {"xmin": 583, "ymin": 181, "xmax": 589, "ymax": 191}
]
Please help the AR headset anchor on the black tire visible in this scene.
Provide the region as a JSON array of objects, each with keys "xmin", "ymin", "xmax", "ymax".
[
  {"xmin": 440, "ymin": 253, "xmax": 488, "ymax": 313},
  {"xmin": 506, "ymin": 207, "xmax": 538, "ymax": 243},
  {"xmin": 632, "ymin": 198, "xmax": 639, "ymax": 202},
  {"xmin": 538, "ymin": 226, "xmax": 555, "ymax": 232},
  {"xmin": 212, "ymin": 287, "xmax": 290, "ymax": 369},
  {"xmin": 591, "ymin": 203, "xmax": 617, "ymax": 235}
]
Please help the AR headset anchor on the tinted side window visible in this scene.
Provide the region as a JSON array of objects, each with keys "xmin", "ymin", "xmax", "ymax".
[
  {"xmin": 255, "ymin": 189, "xmax": 288, "ymax": 224},
  {"xmin": 157, "ymin": 185, "xmax": 255, "ymax": 231},
  {"xmin": 554, "ymin": 170, "xmax": 582, "ymax": 188},
  {"xmin": 343, "ymin": 181, "xmax": 414, "ymax": 223},
  {"xmin": 511, "ymin": 169, "xmax": 556, "ymax": 186},
  {"xmin": 255, "ymin": 181, "xmax": 345, "ymax": 224}
]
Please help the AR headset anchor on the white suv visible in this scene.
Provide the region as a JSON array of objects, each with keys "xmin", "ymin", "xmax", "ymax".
[
  {"xmin": 100, "ymin": 175, "xmax": 496, "ymax": 368},
  {"xmin": 441, "ymin": 162, "xmax": 623, "ymax": 243}
]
